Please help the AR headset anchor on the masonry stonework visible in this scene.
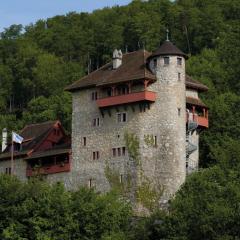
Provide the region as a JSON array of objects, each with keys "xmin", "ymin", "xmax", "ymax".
[
  {"xmin": 71, "ymin": 52, "xmax": 187, "ymax": 208},
  {"xmin": 0, "ymin": 41, "xmax": 208, "ymax": 212},
  {"xmin": 0, "ymin": 159, "xmax": 27, "ymax": 181}
]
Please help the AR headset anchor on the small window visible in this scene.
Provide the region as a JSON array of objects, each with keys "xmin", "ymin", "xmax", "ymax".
[
  {"xmin": 153, "ymin": 58, "xmax": 157, "ymax": 68},
  {"xmin": 164, "ymin": 57, "xmax": 170, "ymax": 65},
  {"xmin": 178, "ymin": 73, "xmax": 181, "ymax": 81},
  {"xmin": 120, "ymin": 174, "xmax": 123, "ymax": 183},
  {"xmin": 122, "ymin": 147, "xmax": 126, "ymax": 156},
  {"xmin": 5, "ymin": 167, "xmax": 11, "ymax": 175},
  {"xmin": 178, "ymin": 108, "xmax": 181, "ymax": 116},
  {"xmin": 122, "ymin": 113, "xmax": 127, "ymax": 122},
  {"xmin": 91, "ymin": 91, "xmax": 98, "ymax": 101},
  {"xmin": 88, "ymin": 178, "xmax": 95, "ymax": 188},
  {"xmin": 83, "ymin": 137, "xmax": 86, "ymax": 146},
  {"xmin": 117, "ymin": 113, "xmax": 122, "ymax": 122},
  {"xmin": 117, "ymin": 113, "xmax": 127, "ymax": 123},
  {"xmin": 154, "ymin": 136, "xmax": 157, "ymax": 147},
  {"xmin": 177, "ymin": 57, "xmax": 182, "ymax": 66},
  {"xmin": 112, "ymin": 147, "xmax": 126, "ymax": 157},
  {"xmin": 112, "ymin": 148, "xmax": 116, "ymax": 157},
  {"xmin": 117, "ymin": 148, "xmax": 121, "ymax": 156},
  {"xmin": 93, "ymin": 118, "xmax": 100, "ymax": 127},
  {"xmin": 93, "ymin": 151, "xmax": 100, "ymax": 160}
]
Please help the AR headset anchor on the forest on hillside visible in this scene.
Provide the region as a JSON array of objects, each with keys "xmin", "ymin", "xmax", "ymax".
[{"xmin": 0, "ymin": 0, "xmax": 240, "ymax": 239}]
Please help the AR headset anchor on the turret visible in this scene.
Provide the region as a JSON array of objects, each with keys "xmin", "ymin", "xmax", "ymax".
[{"xmin": 147, "ymin": 38, "xmax": 187, "ymax": 203}]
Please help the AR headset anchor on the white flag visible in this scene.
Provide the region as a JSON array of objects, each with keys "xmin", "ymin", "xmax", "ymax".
[{"xmin": 12, "ymin": 132, "xmax": 24, "ymax": 144}]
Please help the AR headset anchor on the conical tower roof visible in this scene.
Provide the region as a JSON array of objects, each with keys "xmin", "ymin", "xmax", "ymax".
[{"xmin": 150, "ymin": 40, "xmax": 188, "ymax": 59}]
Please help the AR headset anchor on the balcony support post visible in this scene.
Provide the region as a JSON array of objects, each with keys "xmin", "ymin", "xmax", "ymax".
[
  {"xmin": 111, "ymin": 86, "xmax": 116, "ymax": 96},
  {"xmin": 192, "ymin": 106, "xmax": 196, "ymax": 121},
  {"xmin": 203, "ymin": 108, "xmax": 206, "ymax": 118},
  {"xmin": 143, "ymin": 80, "xmax": 150, "ymax": 90},
  {"xmin": 127, "ymin": 82, "xmax": 132, "ymax": 93}
]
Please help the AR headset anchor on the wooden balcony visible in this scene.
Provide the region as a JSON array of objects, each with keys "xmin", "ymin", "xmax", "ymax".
[
  {"xmin": 197, "ymin": 116, "xmax": 209, "ymax": 128},
  {"xmin": 186, "ymin": 113, "xmax": 209, "ymax": 128},
  {"xmin": 96, "ymin": 91, "xmax": 157, "ymax": 108},
  {"xmin": 26, "ymin": 162, "xmax": 71, "ymax": 177}
]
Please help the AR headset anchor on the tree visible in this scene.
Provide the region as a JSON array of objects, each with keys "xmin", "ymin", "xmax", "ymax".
[{"xmin": 0, "ymin": 175, "xmax": 132, "ymax": 240}]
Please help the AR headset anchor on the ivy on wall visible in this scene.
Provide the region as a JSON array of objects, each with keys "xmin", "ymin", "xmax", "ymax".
[
  {"xmin": 124, "ymin": 132, "xmax": 140, "ymax": 165},
  {"xmin": 144, "ymin": 134, "xmax": 155, "ymax": 147},
  {"xmin": 136, "ymin": 177, "xmax": 164, "ymax": 211},
  {"xmin": 105, "ymin": 165, "xmax": 129, "ymax": 196}
]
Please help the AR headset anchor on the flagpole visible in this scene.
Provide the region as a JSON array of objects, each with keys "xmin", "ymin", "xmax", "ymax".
[{"xmin": 11, "ymin": 131, "xmax": 14, "ymax": 176}]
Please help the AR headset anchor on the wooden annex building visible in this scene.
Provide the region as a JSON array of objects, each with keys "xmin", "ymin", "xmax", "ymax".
[{"xmin": 0, "ymin": 121, "xmax": 71, "ymax": 181}]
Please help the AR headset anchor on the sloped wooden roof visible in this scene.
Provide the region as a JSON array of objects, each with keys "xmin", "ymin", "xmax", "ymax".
[
  {"xmin": 186, "ymin": 97, "xmax": 208, "ymax": 108},
  {"xmin": 0, "ymin": 121, "xmax": 70, "ymax": 161},
  {"xmin": 186, "ymin": 75, "xmax": 209, "ymax": 92},
  {"xmin": 26, "ymin": 147, "xmax": 71, "ymax": 160},
  {"xmin": 66, "ymin": 49, "xmax": 208, "ymax": 92},
  {"xmin": 20, "ymin": 121, "xmax": 58, "ymax": 152},
  {"xmin": 149, "ymin": 40, "xmax": 188, "ymax": 59},
  {"xmin": 65, "ymin": 50, "xmax": 156, "ymax": 91}
]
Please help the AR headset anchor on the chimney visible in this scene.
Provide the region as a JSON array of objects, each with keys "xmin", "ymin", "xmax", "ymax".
[
  {"xmin": 2, "ymin": 128, "xmax": 7, "ymax": 152},
  {"xmin": 112, "ymin": 49, "xmax": 122, "ymax": 69}
]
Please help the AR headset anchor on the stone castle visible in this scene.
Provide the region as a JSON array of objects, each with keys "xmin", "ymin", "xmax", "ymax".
[{"xmin": 0, "ymin": 40, "xmax": 208, "ymax": 209}]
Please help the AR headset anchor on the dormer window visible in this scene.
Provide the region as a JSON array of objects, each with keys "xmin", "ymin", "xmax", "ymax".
[{"xmin": 164, "ymin": 57, "xmax": 170, "ymax": 65}]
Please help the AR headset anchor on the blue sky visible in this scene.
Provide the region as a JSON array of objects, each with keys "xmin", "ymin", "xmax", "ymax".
[{"xmin": 0, "ymin": 0, "xmax": 132, "ymax": 32}]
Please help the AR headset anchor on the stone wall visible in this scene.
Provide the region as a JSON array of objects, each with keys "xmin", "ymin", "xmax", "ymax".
[
  {"xmin": 147, "ymin": 55, "xmax": 186, "ymax": 202},
  {"xmin": 187, "ymin": 130, "xmax": 199, "ymax": 174},
  {"xmin": 0, "ymin": 158, "xmax": 27, "ymax": 181},
  {"xmin": 186, "ymin": 89, "xmax": 198, "ymax": 98},
  {"xmin": 71, "ymin": 54, "xmax": 187, "ymax": 208}
]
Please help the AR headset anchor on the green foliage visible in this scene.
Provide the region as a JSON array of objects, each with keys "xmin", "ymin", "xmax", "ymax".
[
  {"xmin": 0, "ymin": 175, "xmax": 132, "ymax": 240},
  {"xmin": 144, "ymin": 134, "xmax": 155, "ymax": 147},
  {"xmin": 124, "ymin": 132, "xmax": 140, "ymax": 165},
  {"xmin": 22, "ymin": 92, "xmax": 72, "ymax": 132},
  {"xmin": 105, "ymin": 165, "xmax": 128, "ymax": 195},
  {"xmin": 0, "ymin": 0, "xmax": 240, "ymax": 237},
  {"xmin": 136, "ymin": 177, "xmax": 164, "ymax": 212},
  {"xmin": 133, "ymin": 164, "xmax": 240, "ymax": 240}
]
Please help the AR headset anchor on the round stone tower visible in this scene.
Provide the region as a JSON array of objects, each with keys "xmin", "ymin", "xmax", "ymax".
[{"xmin": 148, "ymin": 40, "xmax": 187, "ymax": 203}]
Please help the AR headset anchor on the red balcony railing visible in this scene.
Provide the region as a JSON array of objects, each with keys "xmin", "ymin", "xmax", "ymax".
[
  {"xmin": 26, "ymin": 162, "xmax": 71, "ymax": 177},
  {"xmin": 197, "ymin": 116, "xmax": 209, "ymax": 128},
  {"xmin": 186, "ymin": 112, "xmax": 209, "ymax": 128},
  {"xmin": 96, "ymin": 91, "xmax": 157, "ymax": 108}
]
